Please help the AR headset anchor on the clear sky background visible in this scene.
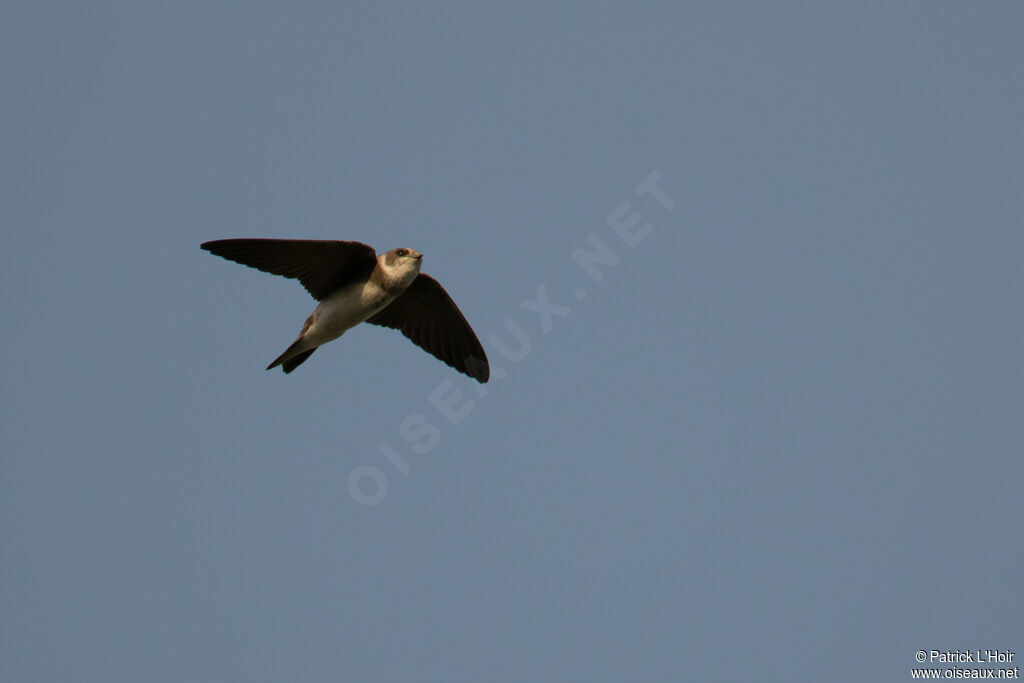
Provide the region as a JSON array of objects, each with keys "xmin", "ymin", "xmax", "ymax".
[{"xmin": 2, "ymin": 2, "xmax": 1022, "ymax": 682}]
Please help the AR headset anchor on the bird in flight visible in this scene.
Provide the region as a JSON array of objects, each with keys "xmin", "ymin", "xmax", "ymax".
[{"xmin": 200, "ymin": 239, "xmax": 489, "ymax": 382}]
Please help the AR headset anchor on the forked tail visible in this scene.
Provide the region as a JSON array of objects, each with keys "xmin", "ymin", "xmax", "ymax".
[{"xmin": 267, "ymin": 339, "xmax": 317, "ymax": 374}]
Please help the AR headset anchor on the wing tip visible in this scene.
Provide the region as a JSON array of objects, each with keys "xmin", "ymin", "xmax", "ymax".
[{"xmin": 462, "ymin": 354, "xmax": 490, "ymax": 383}]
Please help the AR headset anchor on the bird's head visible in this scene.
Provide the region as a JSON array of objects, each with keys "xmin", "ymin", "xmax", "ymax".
[{"xmin": 379, "ymin": 247, "xmax": 423, "ymax": 290}]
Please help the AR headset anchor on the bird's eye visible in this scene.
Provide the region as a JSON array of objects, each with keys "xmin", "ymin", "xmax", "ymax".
[{"xmin": 396, "ymin": 249, "xmax": 408, "ymax": 257}]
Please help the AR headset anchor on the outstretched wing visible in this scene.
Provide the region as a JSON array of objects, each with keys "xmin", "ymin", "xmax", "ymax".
[
  {"xmin": 367, "ymin": 274, "xmax": 489, "ymax": 383},
  {"xmin": 200, "ymin": 239, "xmax": 378, "ymax": 300}
]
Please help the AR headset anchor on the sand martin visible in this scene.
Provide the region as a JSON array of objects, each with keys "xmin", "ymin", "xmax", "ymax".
[{"xmin": 200, "ymin": 239, "xmax": 489, "ymax": 382}]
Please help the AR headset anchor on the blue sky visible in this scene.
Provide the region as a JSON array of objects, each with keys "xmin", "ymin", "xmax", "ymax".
[{"xmin": 2, "ymin": 2, "xmax": 1022, "ymax": 681}]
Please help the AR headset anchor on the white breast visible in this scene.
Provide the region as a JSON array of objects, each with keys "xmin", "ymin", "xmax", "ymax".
[{"xmin": 307, "ymin": 280, "xmax": 395, "ymax": 345}]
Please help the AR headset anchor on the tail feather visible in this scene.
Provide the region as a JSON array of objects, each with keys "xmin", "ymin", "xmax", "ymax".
[
  {"xmin": 281, "ymin": 348, "xmax": 316, "ymax": 373},
  {"xmin": 266, "ymin": 337, "xmax": 317, "ymax": 373}
]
